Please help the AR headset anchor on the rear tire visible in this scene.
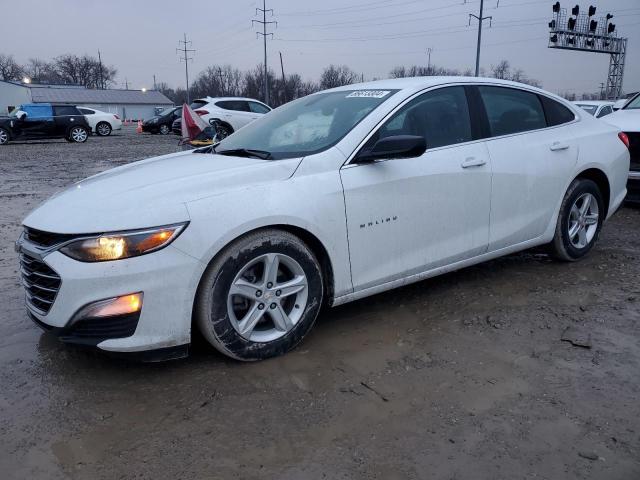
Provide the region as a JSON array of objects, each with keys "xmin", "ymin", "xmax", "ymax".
[
  {"xmin": 550, "ymin": 178, "xmax": 604, "ymax": 261},
  {"xmin": 95, "ymin": 121, "xmax": 112, "ymax": 136},
  {"xmin": 0, "ymin": 127, "xmax": 9, "ymax": 145},
  {"xmin": 68, "ymin": 126, "xmax": 88, "ymax": 143},
  {"xmin": 194, "ymin": 229, "xmax": 324, "ymax": 361}
]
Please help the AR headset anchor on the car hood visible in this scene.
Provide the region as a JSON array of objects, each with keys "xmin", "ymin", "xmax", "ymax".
[
  {"xmin": 23, "ymin": 150, "xmax": 302, "ymax": 233},
  {"xmin": 602, "ymin": 109, "xmax": 640, "ymax": 132}
]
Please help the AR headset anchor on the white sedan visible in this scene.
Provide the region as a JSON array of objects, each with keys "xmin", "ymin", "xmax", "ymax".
[
  {"xmin": 77, "ymin": 107, "xmax": 123, "ymax": 136},
  {"xmin": 16, "ymin": 77, "xmax": 629, "ymax": 361},
  {"xmin": 190, "ymin": 97, "xmax": 271, "ymax": 139},
  {"xmin": 573, "ymin": 100, "xmax": 615, "ymax": 118}
]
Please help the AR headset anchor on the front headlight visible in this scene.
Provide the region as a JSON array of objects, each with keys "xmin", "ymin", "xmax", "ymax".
[{"xmin": 59, "ymin": 223, "xmax": 187, "ymax": 262}]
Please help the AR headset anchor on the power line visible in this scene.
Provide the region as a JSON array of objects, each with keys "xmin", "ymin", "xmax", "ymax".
[
  {"xmin": 253, "ymin": 0, "xmax": 277, "ymax": 105},
  {"xmin": 177, "ymin": 33, "xmax": 195, "ymax": 104}
]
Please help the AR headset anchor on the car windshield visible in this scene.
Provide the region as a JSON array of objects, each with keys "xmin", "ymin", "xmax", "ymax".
[
  {"xmin": 576, "ymin": 104, "xmax": 597, "ymax": 115},
  {"xmin": 624, "ymin": 94, "xmax": 640, "ymax": 110},
  {"xmin": 212, "ymin": 89, "xmax": 398, "ymax": 160}
]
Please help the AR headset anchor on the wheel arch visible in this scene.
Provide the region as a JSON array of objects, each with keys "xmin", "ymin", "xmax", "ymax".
[
  {"xmin": 190, "ymin": 224, "xmax": 336, "ymax": 338},
  {"xmin": 209, "ymin": 118, "xmax": 234, "ymax": 133},
  {"xmin": 575, "ymin": 167, "xmax": 610, "ymax": 216}
]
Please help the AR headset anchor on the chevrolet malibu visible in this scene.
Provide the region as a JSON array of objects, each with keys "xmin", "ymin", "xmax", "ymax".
[{"xmin": 16, "ymin": 77, "xmax": 630, "ymax": 361}]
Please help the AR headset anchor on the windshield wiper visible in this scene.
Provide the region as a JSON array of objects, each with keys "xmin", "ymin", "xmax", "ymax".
[{"xmin": 215, "ymin": 148, "xmax": 272, "ymax": 160}]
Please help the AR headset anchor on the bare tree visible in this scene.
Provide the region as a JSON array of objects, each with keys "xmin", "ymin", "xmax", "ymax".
[
  {"xmin": 0, "ymin": 54, "xmax": 23, "ymax": 81},
  {"xmin": 319, "ymin": 65, "xmax": 358, "ymax": 89}
]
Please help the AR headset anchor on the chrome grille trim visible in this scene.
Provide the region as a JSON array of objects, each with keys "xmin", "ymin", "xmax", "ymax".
[{"xmin": 18, "ymin": 252, "xmax": 61, "ymax": 315}]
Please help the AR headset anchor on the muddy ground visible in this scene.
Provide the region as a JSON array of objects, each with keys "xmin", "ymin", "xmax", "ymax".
[{"xmin": 0, "ymin": 127, "xmax": 639, "ymax": 480}]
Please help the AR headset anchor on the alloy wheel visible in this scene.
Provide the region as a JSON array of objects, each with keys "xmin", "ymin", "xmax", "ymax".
[
  {"xmin": 71, "ymin": 127, "xmax": 87, "ymax": 142},
  {"xmin": 567, "ymin": 192, "xmax": 599, "ymax": 249},
  {"xmin": 159, "ymin": 124, "xmax": 170, "ymax": 135},
  {"xmin": 226, "ymin": 253, "xmax": 309, "ymax": 342},
  {"xmin": 0, "ymin": 129, "xmax": 8, "ymax": 145},
  {"xmin": 96, "ymin": 123, "xmax": 111, "ymax": 136}
]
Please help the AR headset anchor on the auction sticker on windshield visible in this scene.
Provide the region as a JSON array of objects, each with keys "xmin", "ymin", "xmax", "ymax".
[{"xmin": 346, "ymin": 90, "xmax": 391, "ymax": 98}]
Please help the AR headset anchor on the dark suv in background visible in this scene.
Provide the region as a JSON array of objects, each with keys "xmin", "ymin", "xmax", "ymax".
[{"xmin": 0, "ymin": 104, "xmax": 90, "ymax": 145}]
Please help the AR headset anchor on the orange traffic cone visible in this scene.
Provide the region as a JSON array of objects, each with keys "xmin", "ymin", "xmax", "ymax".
[{"xmin": 136, "ymin": 120, "xmax": 143, "ymax": 134}]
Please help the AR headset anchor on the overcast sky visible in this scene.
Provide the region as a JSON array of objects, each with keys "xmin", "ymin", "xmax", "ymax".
[{"xmin": 5, "ymin": 0, "xmax": 640, "ymax": 95}]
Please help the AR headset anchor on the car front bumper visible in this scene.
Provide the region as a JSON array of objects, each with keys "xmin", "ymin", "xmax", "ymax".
[{"xmin": 17, "ymin": 238, "xmax": 204, "ymax": 356}]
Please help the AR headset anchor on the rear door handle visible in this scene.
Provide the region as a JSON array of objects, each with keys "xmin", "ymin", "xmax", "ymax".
[
  {"xmin": 461, "ymin": 157, "xmax": 487, "ymax": 168},
  {"xmin": 550, "ymin": 141, "xmax": 570, "ymax": 151}
]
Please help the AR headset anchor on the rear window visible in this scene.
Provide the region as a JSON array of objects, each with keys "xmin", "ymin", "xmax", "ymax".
[
  {"xmin": 478, "ymin": 86, "xmax": 546, "ymax": 137},
  {"xmin": 540, "ymin": 96, "xmax": 575, "ymax": 126},
  {"xmin": 576, "ymin": 104, "xmax": 597, "ymax": 116},
  {"xmin": 78, "ymin": 108, "xmax": 94, "ymax": 115},
  {"xmin": 54, "ymin": 106, "xmax": 80, "ymax": 116},
  {"xmin": 190, "ymin": 100, "xmax": 208, "ymax": 110}
]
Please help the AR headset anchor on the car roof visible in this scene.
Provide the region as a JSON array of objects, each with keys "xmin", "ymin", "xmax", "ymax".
[
  {"xmin": 573, "ymin": 101, "xmax": 614, "ymax": 106},
  {"xmin": 320, "ymin": 76, "xmax": 573, "ymax": 104},
  {"xmin": 195, "ymin": 97, "xmax": 270, "ymax": 105}
]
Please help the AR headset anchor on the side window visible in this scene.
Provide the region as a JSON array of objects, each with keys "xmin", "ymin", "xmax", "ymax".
[
  {"xmin": 249, "ymin": 102, "xmax": 270, "ymax": 114},
  {"xmin": 364, "ymin": 86, "xmax": 472, "ymax": 151},
  {"xmin": 54, "ymin": 106, "xmax": 80, "ymax": 116},
  {"xmin": 22, "ymin": 104, "xmax": 54, "ymax": 120},
  {"xmin": 479, "ymin": 86, "xmax": 546, "ymax": 136},
  {"xmin": 539, "ymin": 95, "xmax": 576, "ymax": 125},
  {"xmin": 78, "ymin": 108, "xmax": 93, "ymax": 115},
  {"xmin": 216, "ymin": 100, "xmax": 250, "ymax": 112},
  {"xmin": 597, "ymin": 105, "xmax": 613, "ymax": 118}
]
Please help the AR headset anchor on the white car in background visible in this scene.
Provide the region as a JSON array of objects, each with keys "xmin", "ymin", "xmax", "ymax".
[
  {"xmin": 189, "ymin": 97, "xmax": 271, "ymax": 139},
  {"xmin": 16, "ymin": 77, "xmax": 629, "ymax": 362},
  {"xmin": 77, "ymin": 107, "xmax": 123, "ymax": 136},
  {"xmin": 573, "ymin": 101, "xmax": 615, "ymax": 118},
  {"xmin": 603, "ymin": 92, "xmax": 640, "ymax": 204}
]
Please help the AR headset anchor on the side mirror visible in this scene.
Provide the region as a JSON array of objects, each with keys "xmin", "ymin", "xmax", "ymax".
[
  {"xmin": 356, "ymin": 135, "xmax": 426, "ymax": 163},
  {"xmin": 17, "ymin": 111, "xmax": 27, "ymax": 121}
]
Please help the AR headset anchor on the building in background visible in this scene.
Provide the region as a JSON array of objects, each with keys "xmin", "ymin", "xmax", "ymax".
[{"xmin": 0, "ymin": 80, "xmax": 173, "ymax": 120}]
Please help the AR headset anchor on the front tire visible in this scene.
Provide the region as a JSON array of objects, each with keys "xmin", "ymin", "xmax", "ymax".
[
  {"xmin": 159, "ymin": 124, "xmax": 171, "ymax": 135},
  {"xmin": 194, "ymin": 230, "xmax": 324, "ymax": 361},
  {"xmin": 68, "ymin": 126, "xmax": 88, "ymax": 143},
  {"xmin": 550, "ymin": 178, "xmax": 604, "ymax": 261},
  {"xmin": 0, "ymin": 127, "xmax": 9, "ymax": 145},
  {"xmin": 96, "ymin": 121, "xmax": 112, "ymax": 136}
]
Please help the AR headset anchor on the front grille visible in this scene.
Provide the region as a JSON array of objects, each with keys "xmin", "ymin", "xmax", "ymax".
[
  {"xmin": 19, "ymin": 253, "xmax": 61, "ymax": 314},
  {"xmin": 23, "ymin": 227, "xmax": 77, "ymax": 248},
  {"xmin": 626, "ymin": 132, "xmax": 640, "ymax": 172}
]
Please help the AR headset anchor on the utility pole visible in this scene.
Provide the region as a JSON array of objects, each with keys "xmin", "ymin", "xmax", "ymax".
[
  {"xmin": 177, "ymin": 33, "xmax": 195, "ymax": 104},
  {"xmin": 279, "ymin": 51, "xmax": 286, "ymax": 102},
  {"xmin": 599, "ymin": 82, "xmax": 605, "ymax": 99},
  {"xmin": 426, "ymin": 47, "xmax": 433, "ymax": 74},
  {"xmin": 153, "ymin": 74, "xmax": 157, "ymax": 90},
  {"xmin": 468, "ymin": 0, "xmax": 493, "ymax": 77},
  {"xmin": 253, "ymin": 1, "xmax": 277, "ymax": 106},
  {"xmin": 124, "ymin": 78, "xmax": 128, "ymax": 90},
  {"xmin": 216, "ymin": 67, "xmax": 226, "ymax": 95},
  {"xmin": 97, "ymin": 50, "xmax": 104, "ymax": 89}
]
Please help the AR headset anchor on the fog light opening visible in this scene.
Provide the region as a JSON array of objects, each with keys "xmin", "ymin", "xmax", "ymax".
[{"xmin": 72, "ymin": 292, "xmax": 143, "ymax": 322}]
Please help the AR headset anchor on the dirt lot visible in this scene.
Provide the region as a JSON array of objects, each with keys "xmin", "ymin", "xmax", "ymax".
[{"xmin": 0, "ymin": 127, "xmax": 639, "ymax": 480}]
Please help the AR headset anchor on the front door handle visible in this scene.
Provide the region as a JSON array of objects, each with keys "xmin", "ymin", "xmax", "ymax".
[
  {"xmin": 550, "ymin": 141, "xmax": 569, "ymax": 151},
  {"xmin": 461, "ymin": 157, "xmax": 487, "ymax": 168}
]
